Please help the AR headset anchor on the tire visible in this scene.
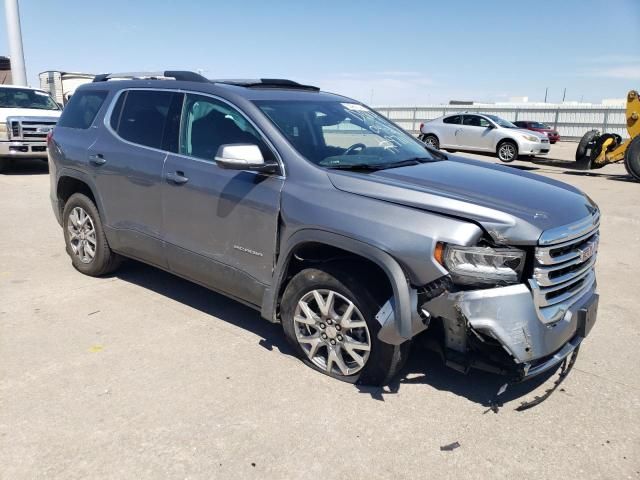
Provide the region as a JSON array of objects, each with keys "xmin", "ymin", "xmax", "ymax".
[
  {"xmin": 422, "ymin": 134, "xmax": 439, "ymax": 150},
  {"xmin": 496, "ymin": 140, "xmax": 518, "ymax": 162},
  {"xmin": 624, "ymin": 136, "xmax": 640, "ymax": 181},
  {"xmin": 0, "ymin": 158, "xmax": 8, "ymax": 174},
  {"xmin": 575, "ymin": 130, "xmax": 599, "ymax": 161},
  {"xmin": 62, "ymin": 193, "xmax": 122, "ymax": 276},
  {"xmin": 281, "ymin": 265, "xmax": 410, "ymax": 386}
]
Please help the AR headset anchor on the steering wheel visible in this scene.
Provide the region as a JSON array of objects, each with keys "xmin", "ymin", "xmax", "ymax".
[{"xmin": 344, "ymin": 143, "xmax": 367, "ymax": 155}]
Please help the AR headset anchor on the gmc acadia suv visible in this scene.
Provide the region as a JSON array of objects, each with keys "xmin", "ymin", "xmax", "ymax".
[{"xmin": 48, "ymin": 71, "xmax": 599, "ymax": 385}]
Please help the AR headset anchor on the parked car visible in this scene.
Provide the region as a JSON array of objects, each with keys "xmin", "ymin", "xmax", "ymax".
[
  {"xmin": 0, "ymin": 85, "xmax": 61, "ymax": 172},
  {"xmin": 48, "ymin": 71, "xmax": 599, "ymax": 386},
  {"xmin": 419, "ymin": 113, "xmax": 550, "ymax": 162},
  {"xmin": 514, "ymin": 120, "xmax": 560, "ymax": 144}
]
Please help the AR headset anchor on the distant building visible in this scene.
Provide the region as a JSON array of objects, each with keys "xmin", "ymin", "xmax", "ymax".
[
  {"xmin": 0, "ymin": 56, "xmax": 12, "ymax": 84},
  {"xmin": 602, "ymin": 98, "xmax": 626, "ymax": 107}
]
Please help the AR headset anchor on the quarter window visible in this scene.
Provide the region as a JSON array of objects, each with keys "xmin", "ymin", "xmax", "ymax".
[
  {"xmin": 113, "ymin": 90, "xmax": 175, "ymax": 149},
  {"xmin": 57, "ymin": 90, "xmax": 108, "ymax": 129},
  {"xmin": 443, "ymin": 115, "xmax": 461, "ymax": 125},
  {"xmin": 180, "ymin": 93, "xmax": 275, "ymax": 162}
]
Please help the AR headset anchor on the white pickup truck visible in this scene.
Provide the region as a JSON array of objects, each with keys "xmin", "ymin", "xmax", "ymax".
[{"xmin": 0, "ymin": 85, "xmax": 61, "ymax": 172}]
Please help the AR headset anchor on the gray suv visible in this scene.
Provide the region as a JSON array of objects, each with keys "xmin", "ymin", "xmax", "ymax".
[{"xmin": 48, "ymin": 71, "xmax": 599, "ymax": 385}]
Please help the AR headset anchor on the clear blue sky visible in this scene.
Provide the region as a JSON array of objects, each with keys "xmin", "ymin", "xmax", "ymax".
[{"xmin": 1, "ymin": 0, "xmax": 638, "ymax": 105}]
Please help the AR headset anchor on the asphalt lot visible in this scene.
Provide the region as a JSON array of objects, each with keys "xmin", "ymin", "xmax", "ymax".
[{"xmin": 1, "ymin": 144, "xmax": 639, "ymax": 479}]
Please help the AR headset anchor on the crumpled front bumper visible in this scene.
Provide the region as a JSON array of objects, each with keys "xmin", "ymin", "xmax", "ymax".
[{"xmin": 423, "ymin": 280, "xmax": 597, "ymax": 377}]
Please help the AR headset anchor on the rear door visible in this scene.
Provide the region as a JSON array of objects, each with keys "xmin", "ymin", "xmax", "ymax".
[
  {"xmin": 161, "ymin": 93, "xmax": 284, "ymax": 306},
  {"xmin": 88, "ymin": 89, "xmax": 179, "ymax": 266}
]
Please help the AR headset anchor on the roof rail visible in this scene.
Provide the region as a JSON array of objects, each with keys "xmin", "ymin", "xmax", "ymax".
[
  {"xmin": 92, "ymin": 70, "xmax": 209, "ymax": 83},
  {"xmin": 213, "ymin": 78, "xmax": 320, "ymax": 92}
]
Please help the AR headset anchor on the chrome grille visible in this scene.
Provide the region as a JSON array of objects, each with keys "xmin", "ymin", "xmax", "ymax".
[
  {"xmin": 6, "ymin": 116, "xmax": 57, "ymax": 141},
  {"xmin": 530, "ymin": 213, "xmax": 599, "ymax": 324}
]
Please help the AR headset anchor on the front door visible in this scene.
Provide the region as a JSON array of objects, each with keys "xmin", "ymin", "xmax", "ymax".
[
  {"xmin": 458, "ymin": 115, "xmax": 494, "ymax": 151},
  {"xmin": 162, "ymin": 93, "xmax": 284, "ymax": 306}
]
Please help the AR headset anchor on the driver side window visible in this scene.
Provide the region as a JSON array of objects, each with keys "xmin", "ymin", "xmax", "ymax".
[{"xmin": 180, "ymin": 94, "xmax": 275, "ymax": 163}]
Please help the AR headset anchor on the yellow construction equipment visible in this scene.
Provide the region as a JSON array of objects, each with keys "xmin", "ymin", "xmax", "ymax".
[{"xmin": 575, "ymin": 90, "xmax": 640, "ymax": 180}]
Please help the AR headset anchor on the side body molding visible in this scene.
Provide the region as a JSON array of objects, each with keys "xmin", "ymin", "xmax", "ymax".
[{"xmin": 261, "ymin": 229, "xmax": 413, "ymax": 341}]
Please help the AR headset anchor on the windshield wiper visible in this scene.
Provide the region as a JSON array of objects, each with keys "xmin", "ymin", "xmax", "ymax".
[{"xmin": 325, "ymin": 163, "xmax": 386, "ymax": 171}]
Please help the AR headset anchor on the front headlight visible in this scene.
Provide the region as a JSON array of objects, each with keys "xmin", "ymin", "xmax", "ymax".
[
  {"xmin": 441, "ymin": 244, "xmax": 526, "ymax": 286},
  {"xmin": 0, "ymin": 122, "xmax": 7, "ymax": 141},
  {"xmin": 522, "ymin": 134, "xmax": 539, "ymax": 142}
]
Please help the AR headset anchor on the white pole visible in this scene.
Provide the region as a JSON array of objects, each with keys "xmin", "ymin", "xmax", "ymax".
[{"xmin": 4, "ymin": 0, "xmax": 27, "ymax": 86}]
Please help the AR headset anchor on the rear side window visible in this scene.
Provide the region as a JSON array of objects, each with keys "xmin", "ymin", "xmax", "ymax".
[
  {"xmin": 443, "ymin": 115, "xmax": 461, "ymax": 124},
  {"xmin": 57, "ymin": 90, "xmax": 108, "ymax": 129},
  {"xmin": 112, "ymin": 90, "xmax": 175, "ymax": 149}
]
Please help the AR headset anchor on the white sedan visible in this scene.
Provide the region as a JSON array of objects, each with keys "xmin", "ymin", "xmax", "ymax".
[{"xmin": 419, "ymin": 113, "xmax": 550, "ymax": 162}]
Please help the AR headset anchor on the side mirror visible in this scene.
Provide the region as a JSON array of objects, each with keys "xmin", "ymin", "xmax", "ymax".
[
  {"xmin": 485, "ymin": 124, "xmax": 495, "ymax": 129},
  {"xmin": 215, "ymin": 144, "xmax": 279, "ymax": 173}
]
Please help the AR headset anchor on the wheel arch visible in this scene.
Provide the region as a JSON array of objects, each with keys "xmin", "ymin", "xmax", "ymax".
[
  {"xmin": 261, "ymin": 229, "xmax": 414, "ymax": 341},
  {"xmin": 55, "ymin": 169, "xmax": 104, "ymax": 221}
]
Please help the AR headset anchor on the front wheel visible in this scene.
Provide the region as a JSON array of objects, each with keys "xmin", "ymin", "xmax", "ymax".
[
  {"xmin": 281, "ymin": 266, "xmax": 410, "ymax": 386},
  {"xmin": 497, "ymin": 140, "xmax": 518, "ymax": 162},
  {"xmin": 0, "ymin": 158, "xmax": 9, "ymax": 174}
]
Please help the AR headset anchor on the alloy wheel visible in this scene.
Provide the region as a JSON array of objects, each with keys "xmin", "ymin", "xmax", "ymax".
[
  {"xmin": 67, "ymin": 206, "xmax": 97, "ymax": 264},
  {"xmin": 498, "ymin": 143, "xmax": 516, "ymax": 161},
  {"xmin": 293, "ymin": 289, "xmax": 371, "ymax": 376}
]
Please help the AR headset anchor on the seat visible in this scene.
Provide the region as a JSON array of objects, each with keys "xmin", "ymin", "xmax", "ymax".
[{"xmin": 190, "ymin": 110, "xmax": 257, "ymax": 160}]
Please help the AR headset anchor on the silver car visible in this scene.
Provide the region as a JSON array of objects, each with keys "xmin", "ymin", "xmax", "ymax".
[{"xmin": 419, "ymin": 113, "xmax": 550, "ymax": 162}]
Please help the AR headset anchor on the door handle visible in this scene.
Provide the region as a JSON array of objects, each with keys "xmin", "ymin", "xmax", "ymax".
[
  {"xmin": 167, "ymin": 171, "xmax": 189, "ymax": 185},
  {"xmin": 88, "ymin": 153, "xmax": 106, "ymax": 165}
]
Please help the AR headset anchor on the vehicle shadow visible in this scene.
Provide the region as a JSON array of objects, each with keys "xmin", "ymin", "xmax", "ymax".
[
  {"xmin": 356, "ymin": 346, "xmax": 559, "ymax": 412},
  {"xmin": 114, "ymin": 259, "xmax": 560, "ymax": 411},
  {"xmin": 1, "ymin": 158, "xmax": 49, "ymax": 175}
]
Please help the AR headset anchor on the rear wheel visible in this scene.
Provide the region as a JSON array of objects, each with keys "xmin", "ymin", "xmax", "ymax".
[
  {"xmin": 281, "ymin": 266, "xmax": 410, "ymax": 386},
  {"xmin": 624, "ymin": 136, "xmax": 640, "ymax": 181},
  {"xmin": 422, "ymin": 134, "xmax": 439, "ymax": 150},
  {"xmin": 0, "ymin": 158, "xmax": 8, "ymax": 173},
  {"xmin": 497, "ymin": 140, "xmax": 518, "ymax": 162},
  {"xmin": 62, "ymin": 193, "xmax": 122, "ymax": 276},
  {"xmin": 575, "ymin": 130, "xmax": 599, "ymax": 161}
]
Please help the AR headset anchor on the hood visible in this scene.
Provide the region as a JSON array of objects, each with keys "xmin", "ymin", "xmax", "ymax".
[
  {"xmin": 0, "ymin": 108, "xmax": 61, "ymax": 121},
  {"xmin": 512, "ymin": 128, "xmax": 547, "ymax": 139},
  {"xmin": 327, "ymin": 156, "xmax": 598, "ymax": 245}
]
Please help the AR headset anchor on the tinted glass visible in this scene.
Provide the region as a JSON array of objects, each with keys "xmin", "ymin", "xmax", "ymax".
[
  {"xmin": 181, "ymin": 93, "xmax": 275, "ymax": 162},
  {"xmin": 530, "ymin": 122, "xmax": 549, "ymax": 129},
  {"xmin": 463, "ymin": 115, "xmax": 491, "ymax": 127},
  {"xmin": 443, "ymin": 115, "xmax": 461, "ymax": 124},
  {"xmin": 117, "ymin": 90, "xmax": 174, "ymax": 149},
  {"xmin": 57, "ymin": 90, "xmax": 108, "ymax": 129}
]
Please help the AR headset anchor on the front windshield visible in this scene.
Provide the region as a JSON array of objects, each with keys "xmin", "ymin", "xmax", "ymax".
[
  {"xmin": 0, "ymin": 87, "xmax": 60, "ymax": 110},
  {"xmin": 530, "ymin": 122, "xmax": 549, "ymax": 129},
  {"xmin": 485, "ymin": 114, "xmax": 517, "ymax": 129},
  {"xmin": 254, "ymin": 100, "xmax": 435, "ymax": 168}
]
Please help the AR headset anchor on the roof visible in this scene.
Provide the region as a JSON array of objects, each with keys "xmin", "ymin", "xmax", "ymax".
[
  {"xmin": 0, "ymin": 84, "xmax": 45, "ymax": 91},
  {"xmin": 80, "ymin": 71, "xmax": 353, "ymax": 103}
]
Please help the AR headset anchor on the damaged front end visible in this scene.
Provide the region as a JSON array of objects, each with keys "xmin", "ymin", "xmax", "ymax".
[{"xmin": 378, "ymin": 212, "xmax": 600, "ymax": 382}]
